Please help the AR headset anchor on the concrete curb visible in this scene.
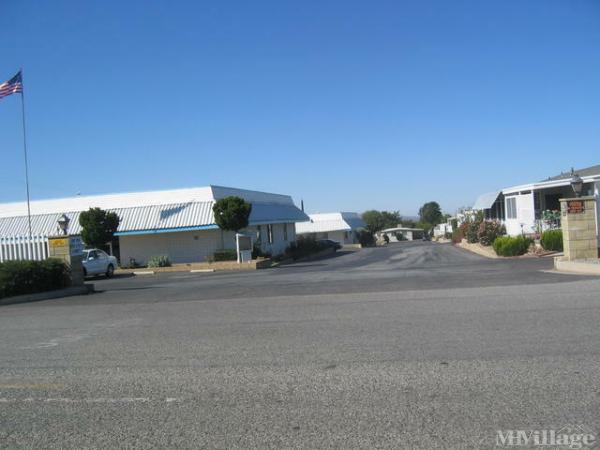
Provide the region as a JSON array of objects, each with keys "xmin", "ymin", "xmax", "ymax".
[
  {"xmin": 554, "ymin": 257, "xmax": 600, "ymax": 275},
  {"xmin": 0, "ymin": 285, "xmax": 94, "ymax": 307},
  {"xmin": 456, "ymin": 242, "xmax": 499, "ymax": 259},
  {"xmin": 117, "ymin": 259, "xmax": 272, "ymax": 275}
]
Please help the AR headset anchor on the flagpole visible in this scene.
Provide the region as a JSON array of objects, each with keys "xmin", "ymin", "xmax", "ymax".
[{"xmin": 19, "ymin": 69, "xmax": 33, "ymax": 239}]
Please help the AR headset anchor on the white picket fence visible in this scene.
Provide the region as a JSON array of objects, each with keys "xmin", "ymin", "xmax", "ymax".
[{"xmin": 0, "ymin": 235, "xmax": 50, "ymax": 263}]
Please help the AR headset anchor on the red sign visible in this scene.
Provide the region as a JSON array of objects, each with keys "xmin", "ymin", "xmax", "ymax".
[{"xmin": 567, "ymin": 200, "xmax": 585, "ymax": 214}]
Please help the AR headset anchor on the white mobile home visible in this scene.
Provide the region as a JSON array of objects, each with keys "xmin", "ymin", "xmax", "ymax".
[
  {"xmin": 0, "ymin": 185, "xmax": 308, "ymax": 264},
  {"xmin": 295, "ymin": 212, "xmax": 365, "ymax": 245},
  {"xmin": 378, "ymin": 226, "xmax": 424, "ymax": 241},
  {"xmin": 472, "ymin": 165, "xmax": 600, "ymax": 241}
]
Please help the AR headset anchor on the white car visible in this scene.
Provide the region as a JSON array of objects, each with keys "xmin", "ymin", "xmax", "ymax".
[{"xmin": 82, "ymin": 249, "xmax": 118, "ymax": 278}]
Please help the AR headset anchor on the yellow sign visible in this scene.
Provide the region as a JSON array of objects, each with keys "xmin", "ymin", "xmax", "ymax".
[{"xmin": 48, "ymin": 238, "xmax": 68, "ymax": 248}]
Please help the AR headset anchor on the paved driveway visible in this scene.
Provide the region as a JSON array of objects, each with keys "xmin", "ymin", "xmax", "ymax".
[
  {"xmin": 86, "ymin": 241, "xmax": 586, "ymax": 304},
  {"xmin": 1, "ymin": 242, "xmax": 599, "ymax": 449}
]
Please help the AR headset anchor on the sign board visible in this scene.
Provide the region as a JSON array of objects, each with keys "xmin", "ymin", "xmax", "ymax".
[
  {"xmin": 567, "ymin": 200, "xmax": 585, "ymax": 214},
  {"xmin": 49, "ymin": 238, "xmax": 68, "ymax": 248},
  {"xmin": 237, "ymin": 235, "xmax": 252, "ymax": 251},
  {"xmin": 236, "ymin": 233, "xmax": 253, "ymax": 263},
  {"xmin": 69, "ymin": 236, "xmax": 84, "ymax": 256}
]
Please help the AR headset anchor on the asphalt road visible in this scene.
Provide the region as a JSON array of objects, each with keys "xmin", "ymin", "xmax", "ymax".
[{"xmin": 1, "ymin": 242, "xmax": 599, "ymax": 449}]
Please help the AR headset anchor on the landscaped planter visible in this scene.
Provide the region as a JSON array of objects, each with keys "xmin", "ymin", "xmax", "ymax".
[{"xmin": 116, "ymin": 259, "xmax": 272, "ymax": 274}]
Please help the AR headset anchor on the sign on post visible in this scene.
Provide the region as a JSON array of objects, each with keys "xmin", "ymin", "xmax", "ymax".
[
  {"xmin": 69, "ymin": 236, "xmax": 84, "ymax": 256},
  {"xmin": 236, "ymin": 233, "xmax": 253, "ymax": 263},
  {"xmin": 567, "ymin": 200, "xmax": 585, "ymax": 214}
]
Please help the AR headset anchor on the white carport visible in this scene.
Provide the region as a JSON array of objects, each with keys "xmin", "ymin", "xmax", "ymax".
[
  {"xmin": 295, "ymin": 212, "xmax": 365, "ymax": 245},
  {"xmin": 379, "ymin": 227, "xmax": 424, "ymax": 242}
]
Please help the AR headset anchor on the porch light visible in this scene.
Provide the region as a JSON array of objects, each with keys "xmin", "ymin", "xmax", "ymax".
[
  {"xmin": 570, "ymin": 172, "xmax": 583, "ymax": 198},
  {"xmin": 57, "ymin": 214, "xmax": 70, "ymax": 235}
]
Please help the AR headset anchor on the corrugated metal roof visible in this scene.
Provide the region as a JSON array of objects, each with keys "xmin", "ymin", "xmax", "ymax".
[
  {"xmin": 0, "ymin": 185, "xmax": 298, "ymax": 218},
  {"xmin": 250, "ymin": 202, "xmax": 309, "ymax": 225},
  {"xmin": 0, "ymin": 200, "xmax": 309, "ymax": 238},
  {"xmin": 473, "ymin": 191, "xmax": 501, "ymax": 210},
  {"xmin": 544, "ymin": 165, "xmax": 600, "ymax": 181},
  {"xmin": 295, "ymin": 212, "xmax": 365, "ymax": 234}
]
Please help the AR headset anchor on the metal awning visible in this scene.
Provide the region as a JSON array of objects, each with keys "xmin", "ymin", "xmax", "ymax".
[{"xmin": 473, "ymin": 191, "xmax": 501, "ymax": 210}]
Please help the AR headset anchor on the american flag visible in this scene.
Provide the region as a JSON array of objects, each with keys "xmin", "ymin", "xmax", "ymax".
[{"xmin": 0, "ymin": 71, "xmax": 23, "ymax": 100}]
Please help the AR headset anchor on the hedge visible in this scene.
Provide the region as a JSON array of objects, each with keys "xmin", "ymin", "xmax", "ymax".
[
  {"xmin": 492, "ymin": 236, "xmax": 534, "ymax": 257},
  {"xmin": 213, "ymin": 249, "xmax": 238, "ymax": 262},
  {"xmin": 0, "ymin": 259, "xmax": 70, "ymax": 299},
  {"xmin": 356, "ymin": 230, "xmax": 375, "ymax": 247},
  {"xmin": 477, "ymin": 221, "xmax": 506, "ymax": 246},
  {"xmin": 540, "ymin": 229, "xmax": 563, "ymax": 252},
  {"xmin": 285, "ymin": 236, "xmax": 329, "ymax": 260}
]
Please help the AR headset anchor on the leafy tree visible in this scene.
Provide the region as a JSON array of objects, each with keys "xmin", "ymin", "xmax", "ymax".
[
  {"xmin": 362, "ymin": 210, "xmax": 402, "ymax": 234},
  {"xmin": 418, "ymin": 202, "xmax": 443, "ymax": 226},
  {"xmin": 79, "ymin": 208, "xmax": 120, "ymax": 249},
  {"xmin": 362, "ymin": 210, "xmax": 385, "ymax": 234},
  {"xmin": 381, "ymin": 211, "xmax": 402, "ymax": 229},
  {"xmin": 416, "ymin": 221, "xmax": 433, "ymax": 234},
  {"xmin": 212, "ymin": 196, "xmax": 252, "ymax": 232}
]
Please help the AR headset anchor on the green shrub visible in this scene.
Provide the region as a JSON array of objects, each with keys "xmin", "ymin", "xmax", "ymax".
[
  {"xmin": 356, "ymin": 230, "xmax": 375, "ymax": 247},
  {"xmin": 464, "ymin": 220, "xmax": 481, "ymax": 243},
  {"xmin": 251, "ymin": 244, "xmax": 271, "ymax": 260},
  {"xmin": 285, "ymin": 236, "xmax": 328, "ymax": 260},
  {"xmin": 477, "ymin": 221, "xmax": 506, "ymax": 246},
  {"xmin": 492, "ymin": 236, "xmax": 534, "ymax": 257},
  {"xmin": 541, "ymin": 229, "xmax": 563, "ymax": 252},
  {"xmin": 0, "ymin": 259, "xmax": 70, "ymax": 299},
  {"xmin": 147, "ymin": 255, "xmax": 171, "ymax": 268},
  {"xmin": 212, "ymin": 249, "xmax": 238, "ymax": 262},
  {"xmin": 394, "ymin": 232, "xmax": 407, "ymax": 241},
  {"xmin": 451, "ymin": 226, "xmax": 464, "ymax": 244}
]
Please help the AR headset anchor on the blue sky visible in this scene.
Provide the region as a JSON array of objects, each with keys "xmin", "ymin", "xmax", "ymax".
[{"xmin": 1, "ymin": 1, "xmax": 599, "ymax": 216}]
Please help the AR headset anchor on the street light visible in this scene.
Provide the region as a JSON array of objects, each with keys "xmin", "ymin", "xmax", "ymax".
[
  {"xmin": 570, "ymin": 172, "xmax": 584, "ymax": 198},
  {"xmin": 57, "ymin": 214, "xmax": 70, "ymax": 236}
]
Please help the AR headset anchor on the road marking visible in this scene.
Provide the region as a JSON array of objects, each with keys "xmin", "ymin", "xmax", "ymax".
[
  {"xmin": 0, "ymin": 383, "xmax": 64, "ymax": 390},
  {"xmin": 190, "ymin": 269, "xmax": 215, "ymax": 273},
  {"xmin": 20, "ymin": 318, "xmax": 142, "ymax": 350},
  {"xmin": 21, "ymin": 333, "xmax": 92, "ymax": 349},
  {"xmin": 133, "ymin": 271, "xmax": 155, "ymax": 275},
  {"xmin": 0, "ymin": 397, "xmax": 178, "ymax": 404}
]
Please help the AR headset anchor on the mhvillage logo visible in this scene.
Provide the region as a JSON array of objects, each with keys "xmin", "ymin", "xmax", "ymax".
[{"xmin": 495, "ymin": 425, "xmax": 596, "ymax": 449}]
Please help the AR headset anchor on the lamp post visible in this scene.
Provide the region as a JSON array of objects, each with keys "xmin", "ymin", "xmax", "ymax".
[
  {"xmin": 570, "ymin": 172, "xmax": 583, "ymax": 198},
  {"xmin": 57, "ymin": 214, "xmax": 70, "ymax": 236}
]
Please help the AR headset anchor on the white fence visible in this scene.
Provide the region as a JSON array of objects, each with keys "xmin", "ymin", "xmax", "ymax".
[{"xmin": 0, "ymin": 235, "xmax": 50, "ymax": 263}]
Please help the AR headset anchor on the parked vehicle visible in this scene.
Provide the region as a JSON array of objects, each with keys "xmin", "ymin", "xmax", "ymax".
[
  {"xmin": 82, "ymin": 249, "xmax": 118, "ymax": 277},
  {"xmin": 318, "ymin": 239, "xmax": 342, "ymax": 251}
]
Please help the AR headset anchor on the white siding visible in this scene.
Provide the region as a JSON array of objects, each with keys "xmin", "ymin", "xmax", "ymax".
[
  {"xmin": 119, "ymin": 222, "xmax": 297, "ymax": 265},
  {"xmin": 328, "ymin": 230, "xmax": 346, "ymax": 244},
  {"xmin": 505, "ymin": 193, "xmax": 535, "ymax": 236},
  {"xmin": 251, "ymin": 223, "xmax": 294, "ymax": 256},
  {"xmin": 119, "ymin": 229, "xmax": 222, "ymax": 265},
  {"xmin": 596, "ymin": 183, "xmax": 600, "ymax": 248}
]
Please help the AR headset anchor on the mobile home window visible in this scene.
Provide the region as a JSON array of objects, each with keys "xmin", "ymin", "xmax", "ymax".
[
  {"xmin": 256, "ymin": 225, "xmax": 262, "ymax": 244},
  {"xmin": 506, "ymin": 197, "xmax": 517, "ymax": 219},
  {"xmin": 267, "ymin": 224, "xmax": 274, "ymax": 244},
  {"xmin": 283, "ymin": 223, "xmax": 288, "ymax": 241}
]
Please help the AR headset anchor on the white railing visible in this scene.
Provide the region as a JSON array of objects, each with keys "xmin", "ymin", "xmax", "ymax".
[{"xmin": 0, "ymin": 235, "xmax": 50, "ymax": 263}]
